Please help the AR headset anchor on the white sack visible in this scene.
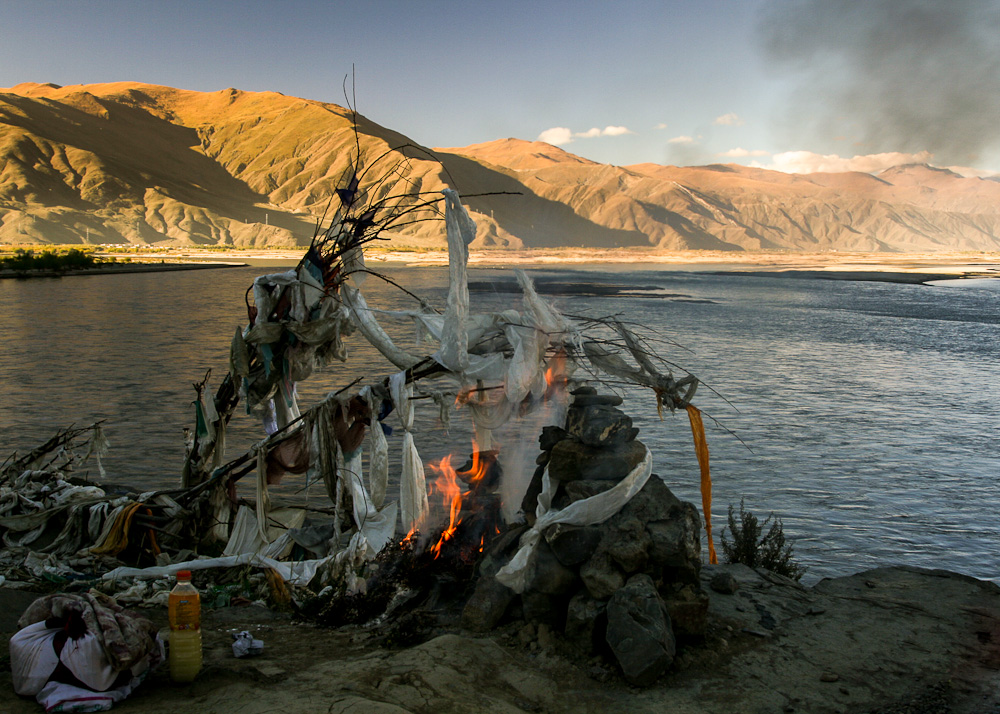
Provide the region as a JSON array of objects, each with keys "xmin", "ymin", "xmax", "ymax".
[{"xmin": 9, "ymin": 621, "xmax": 60, "ymax": 696}]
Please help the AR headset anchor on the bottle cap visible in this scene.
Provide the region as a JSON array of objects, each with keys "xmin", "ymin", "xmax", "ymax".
[{"xmin": 176, "ymin": 570, "xmax": 192, "ymax": 581}]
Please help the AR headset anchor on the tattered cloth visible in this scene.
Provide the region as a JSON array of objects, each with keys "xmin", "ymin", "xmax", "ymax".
[{"xmin": 17, "ymin": 591, "xmax": 157, "ymax": 672}]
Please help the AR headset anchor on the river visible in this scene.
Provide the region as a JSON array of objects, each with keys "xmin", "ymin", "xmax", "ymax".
[{"xmin": 1, "ymin": 263, "xmax": 997, "ymax": 583}]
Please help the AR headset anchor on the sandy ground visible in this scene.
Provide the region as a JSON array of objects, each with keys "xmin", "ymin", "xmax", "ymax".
[{"xmin": 3, "ymin": 564, "xmax": 998, "ymax": 714}]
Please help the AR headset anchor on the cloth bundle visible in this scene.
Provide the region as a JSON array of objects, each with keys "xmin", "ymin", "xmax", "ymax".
[{"xmin": 10, "ymin": 591, "xmax": 161, "ymax": 712}]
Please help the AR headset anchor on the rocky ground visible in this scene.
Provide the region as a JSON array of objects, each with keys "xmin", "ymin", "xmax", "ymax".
[{"xmin": 2, "ymin": 564, "xmax": 998, "ymax": 714}]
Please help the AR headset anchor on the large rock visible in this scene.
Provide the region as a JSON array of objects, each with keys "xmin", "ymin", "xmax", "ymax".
[
  {"xmin": 462, "ymin": 575, "xmax": 515, "ymax": 632},
  {"xmin": 538, "ymin": 425, "xmax": 568, "ymax": 451},
  {"xmin": 601, "ymin": 515, "xmax": 652, "ymax": 574},
  {"xmin": 547, "ymin": 439, "xmax": 647, "ymax": 482},
  {"xmin": 580, "ymin": 551, "xmax": 625, "ymax": 600},
  {"xmin": 620, "ymin": 476, "xmax": 702, "ymax": 584},
  {"xmin": 565, "ymin": 405, "xmax": 634, "ymax": 447},
  {"xmin": 543, "ymin": 523, "xmax": 602, "ymax": 567},
  {"xmin": 558, "ymin": 478, "xmax": 615, "ymax": 507},
  {"xmin": 564, "ymin": 590, "xmax": 607, "ymax": 653},
  {"xmin": 605, "ymin": 574, "xmax": 676, "ymax": 686},
  {"xmin": 525, "ymin": 540, "xmax": 579, "ymax": 596}
]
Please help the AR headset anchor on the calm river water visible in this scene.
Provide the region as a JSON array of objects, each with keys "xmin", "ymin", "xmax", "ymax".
[{"xmin": 1, "ymin": 263, "xmax": 997, "ymax": 583}]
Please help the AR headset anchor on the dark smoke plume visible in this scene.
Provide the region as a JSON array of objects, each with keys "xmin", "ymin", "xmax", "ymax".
[{"xmin": 760, "ymin": 0, "xmax": 1000, "ymax": 167}]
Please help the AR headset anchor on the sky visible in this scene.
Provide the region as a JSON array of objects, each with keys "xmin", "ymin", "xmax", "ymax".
[{"xmin": 2, "ymin": 0, "xmax": 999, "ymax": 176}]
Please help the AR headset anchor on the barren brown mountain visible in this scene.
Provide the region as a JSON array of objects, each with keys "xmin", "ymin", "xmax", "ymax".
[{"xmin": 3, "ymin": 82, "xmax": 1000, "ymax": 251}]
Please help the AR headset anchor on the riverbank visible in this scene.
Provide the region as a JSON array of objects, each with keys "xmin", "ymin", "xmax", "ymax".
[
  {"xmin": 102, "ymin": 246, "xmax": 1000, "ymax": 282},
  {"xmin": 2, "ymin": 564, "xmax": 998, "ymax": 714},
  {"xmin": 0, "ymin": 261, "xmax": 245, "ymax": 280}
]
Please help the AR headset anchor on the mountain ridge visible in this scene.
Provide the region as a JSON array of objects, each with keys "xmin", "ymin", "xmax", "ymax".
[{"xmin": 2, "ymin": 82, "xmax": 999, "ymax": 252}]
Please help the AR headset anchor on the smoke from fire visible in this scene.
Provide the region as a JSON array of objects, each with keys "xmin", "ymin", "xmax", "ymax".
[{"xmin": 760, "ymin": 0, "xmax": 1000, "ymax": 168}]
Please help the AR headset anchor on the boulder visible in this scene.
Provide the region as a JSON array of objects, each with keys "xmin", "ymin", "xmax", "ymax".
[
  {"xmin": 525, "ymin": 540, "xmax": 579, "ymax": 596},
  {"xmin": 622, "ymin": 477, "xmax": 702, "ymax": 583},
  {"xmin": 544, "ymin": 523, "xmax": 603, "ymax": 567},
  {"xmin": 565, "ymin": 404, "xmax": 634, "ymax": 447},
  {"xmin": 462, "ymin": 575, "xmax": 515, "ymax": 632},
  {"xmin": 580, "ymin": 551, "xmax": 625, "ymax": 600},
  {"xmin": 538, "ymin": 425, "xmax": 568, "ymax": 451},
  {"xmin": 601, "ymin": 515, "xmax": 652, "ymax": 574},
  {"xmin": 564, "ymin": 590, "xmax": 607, "ymax": 653},
  {"xmin": 547, "ymin": 439, "xmax": 647, "ymax": 482},
  {"xmin": 605, "ymin": 574, "xmax": 676, "ymax": 686},
  {"xmin": 558, "ymin": 479, "xmax": 616, "ymax": 507}
]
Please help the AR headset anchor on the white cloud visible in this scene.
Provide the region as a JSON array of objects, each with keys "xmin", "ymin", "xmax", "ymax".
[
  {"xmin": 654, "ymin": 122, "xmax": 668, "ymax": 130},
  {"xmin": 537, "ymin": 125, "xmax": 635, "ymax": 145},
  {"xmin": 668, "ymin": 135, "xmax": 695, "ymax": 144},
  {"xmin": 537, "ymin": 127, "xmax": 574, "ymax": 146},
  {"xmin": 764, "ymin": 150, "xmax": 934, "ymax": 174},
  {"xmin": 717, "ymin": 147, "xmax": 770, "ymax": 158},
  {"xmin": 945, "ymin": 165, "xmax": 1000, "ymax": 178},
  {"xmin": 713, "ymin": 113, "xmax": 745, "ymax": 126}
]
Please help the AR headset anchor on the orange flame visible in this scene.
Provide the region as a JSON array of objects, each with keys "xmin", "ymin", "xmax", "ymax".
[
  {"xmin": 427, "ymin": 454, "xmax": 462, "ymax": 559},
  {"xmin": 454, "ymin": 385, "xmax": 477, "ymax": 408},
  {"xmin": 544, "ymin": 349, "xmax": 568, "ymax": 396},
  {"xmin": 422, "ymin": 443, "xmax": 494, "ymax": 559}
]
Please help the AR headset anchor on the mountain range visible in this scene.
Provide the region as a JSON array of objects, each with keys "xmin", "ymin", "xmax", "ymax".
[{"xmin": 3, "ymin": 82, "xmax": 1000, "ymax": 252}]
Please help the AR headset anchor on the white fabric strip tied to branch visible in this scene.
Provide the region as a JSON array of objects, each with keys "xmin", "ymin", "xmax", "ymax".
[
  {"xmin": 360, "ymin": 386, "xmax": 388, "ymax": 509},
  {"xmin": 254, "ymin": 443, "xmax": 271, "ymax": 541},
  {"xmin": 433, "ymin": 190, "xmax": 509, "ymax": 382},
  {"xmin": 103, "ymin": 552, "xmax": 334, "ymax": 587},
  {"xmin": 223, "ymin": 505, "xmax": 305, "ymax": 559},
  {"xmin": 495, "ymin": 446, "xmax": 653, "ymax": 594},
  {"xmin": 83, "ymin": 425, "xmax": 110, "ymax": 480},
  {"xmin": 390, "ymin": 371, "xmax": 428, "ymax": 533},
  {"xmin": 343, "ymin": 445, "xmax": 397, "ymax": 555},
  {"xmin": 341, "ymin": 285, "xmax": 419, "ymax": 371},
  {"xmin": 436, "ymin": 188, "xmax": 475, "ymax": 374}
]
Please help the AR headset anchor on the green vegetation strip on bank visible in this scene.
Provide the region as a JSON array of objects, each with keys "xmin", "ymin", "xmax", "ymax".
[{"xmin": 0, "ymin": 248, "xmax": 125, "ymax": 273}]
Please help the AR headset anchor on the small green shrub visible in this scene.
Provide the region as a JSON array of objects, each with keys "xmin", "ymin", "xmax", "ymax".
[{"xmin": 720, "ymin": 498, "xmax": 806, "ymax": 581}]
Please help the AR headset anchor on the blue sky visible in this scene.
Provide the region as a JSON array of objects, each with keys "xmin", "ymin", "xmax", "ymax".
[{"xmin": 2, "ymin": 0, "xmax": 998, "ymax": 175}]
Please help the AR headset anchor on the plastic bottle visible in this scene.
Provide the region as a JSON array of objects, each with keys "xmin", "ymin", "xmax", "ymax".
[{"xmin": 168, "ymin": 570, "xmax": 202, "ymax": 682}]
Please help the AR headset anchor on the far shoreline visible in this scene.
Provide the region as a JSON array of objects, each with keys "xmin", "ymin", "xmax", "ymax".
[
  {"xmin": 3, "ymin": 246, "xmax": 999, "ymax": 285},
  {"xmin": 109, "ymin": 247, "xmax": 1000, "ymax": 285},
  {"xmin": 0, "ymin": 260, "xmax": 245, "ymax": 280}
]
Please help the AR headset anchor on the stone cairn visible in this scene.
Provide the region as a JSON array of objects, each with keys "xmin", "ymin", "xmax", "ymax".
[{"xmin": 463, "ymin": 386, "xmax": 709, "ymax": 686}]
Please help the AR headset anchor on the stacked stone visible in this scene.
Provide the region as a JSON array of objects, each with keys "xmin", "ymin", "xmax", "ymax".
[{"xmin": 464, "ymin": 386, "xmax": 710, "ymax": 687}]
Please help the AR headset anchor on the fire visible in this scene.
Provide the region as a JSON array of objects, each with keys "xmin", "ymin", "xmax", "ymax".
[
  {"xmin": 421, "ymin": 443, "xmax": 494, "ymax": 559},
  {"xmin": 544, "ymin": 349, "xmax": 568, "ymax": 396},
  {"xmin": 454, "ymin": 386, "xmax": 476, "ymax": 408}
]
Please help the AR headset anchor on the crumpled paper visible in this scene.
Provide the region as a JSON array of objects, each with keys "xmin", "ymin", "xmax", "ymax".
[{"xmin": 231, "ymin": 631, "xmax": 263, "ymax": 658}]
